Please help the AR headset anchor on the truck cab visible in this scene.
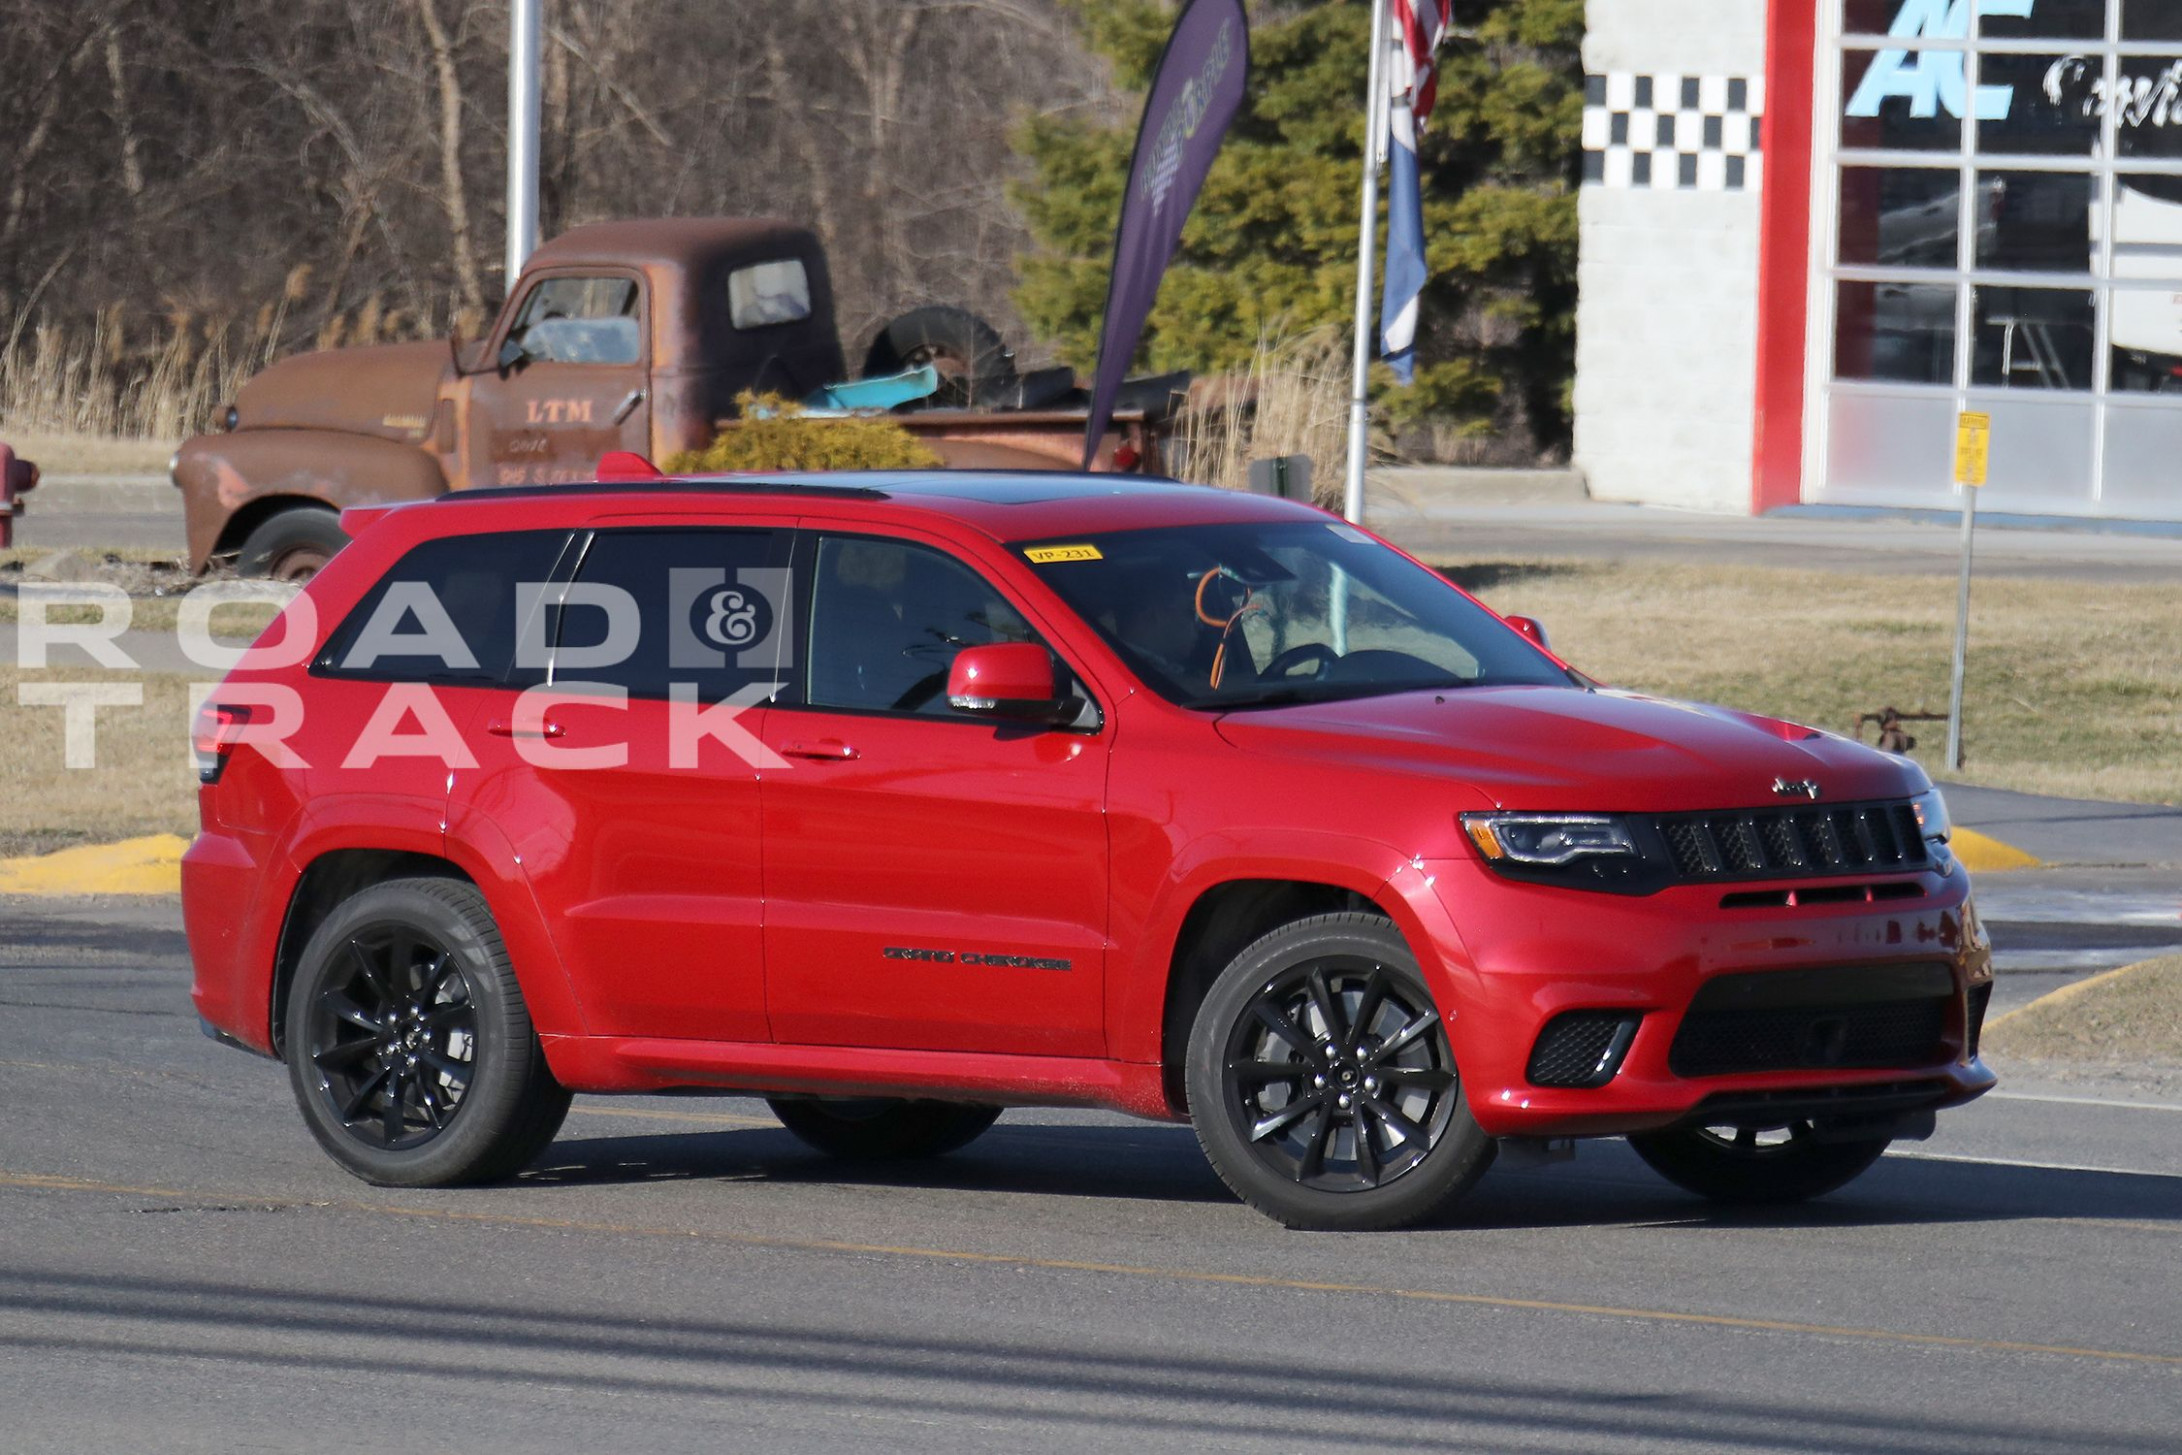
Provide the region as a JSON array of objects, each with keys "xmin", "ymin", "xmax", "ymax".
[{"xmin": 171, "ymin": 218, "xmax": 1171, "ymax": 579}]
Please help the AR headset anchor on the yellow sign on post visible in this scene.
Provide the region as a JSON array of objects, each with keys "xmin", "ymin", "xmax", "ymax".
[{"xmin": 1955, "ymin": 410, "xmax": 1991, "ymax": 488}]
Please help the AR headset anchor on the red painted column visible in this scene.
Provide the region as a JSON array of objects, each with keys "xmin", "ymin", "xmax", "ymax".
[{"xmin": 1751, "ymin": 0, "xmax": 1821, "ymax": 513}]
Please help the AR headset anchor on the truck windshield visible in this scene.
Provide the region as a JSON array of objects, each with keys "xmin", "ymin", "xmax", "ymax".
[{"xmin": 1019, "ymin": 520, "xmax": 1573, "ymax": 710}]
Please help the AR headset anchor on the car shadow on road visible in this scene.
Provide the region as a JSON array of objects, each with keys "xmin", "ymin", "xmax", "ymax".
[{"xmin": 519, "ymin": 1121, "xmax": 2182, "ymax": 1232}]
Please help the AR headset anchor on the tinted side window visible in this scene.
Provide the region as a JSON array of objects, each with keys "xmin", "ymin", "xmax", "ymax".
[
  {"xmin": 318, "ymin": 529, "xmax": 571, "ymax": 684},
  {"xmin": 806, "ymin": 535, "xmax": 1033, "ymax": 716},
  {"xmin": 561, "ymin": 528, "xmax": 795, "ymax": 703}
]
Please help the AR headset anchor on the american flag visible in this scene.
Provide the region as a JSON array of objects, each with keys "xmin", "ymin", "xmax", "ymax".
[{"xmin": 1380, "ymin": 0, "xmax": 1452, "ymax": 384}]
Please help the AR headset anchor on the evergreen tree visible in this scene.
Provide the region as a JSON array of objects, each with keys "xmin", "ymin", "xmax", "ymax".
[{"xmin": 1013, "ymin": 0, "xmax": 1582, "ymax": 451}]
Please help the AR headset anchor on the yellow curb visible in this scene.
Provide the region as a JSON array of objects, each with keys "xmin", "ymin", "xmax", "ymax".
[
  {"xmin": 1953, "ymin": 827, "xmax": 2042, "ymax": 873},
  {"xmin": 1983, "ymin": 955, "xmax": 2168, "ymax": 1033},
  {"xmin": 0, "ymin": 833, "xmax": 187, "ymax": 895}
]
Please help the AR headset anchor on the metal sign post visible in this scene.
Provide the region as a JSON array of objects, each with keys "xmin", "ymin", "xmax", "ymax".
[
  {"xmin": 1944, "ymin": 409, "xmax": 1989, "ymax": 771},
  {"xmin": 506, "ymin": 0, "xmax": 543, "ymax": 288}
]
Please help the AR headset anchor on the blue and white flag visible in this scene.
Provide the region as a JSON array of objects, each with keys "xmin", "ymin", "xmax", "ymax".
[{"xmin": 1379, "ymin": 0, "xmax": 1450, "ymax": 384}]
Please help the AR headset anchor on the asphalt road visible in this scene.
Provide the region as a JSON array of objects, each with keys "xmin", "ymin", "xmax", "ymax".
[{"xmin": 1, "ymin": 895, "xmax": 2178, "ymax": 1454}]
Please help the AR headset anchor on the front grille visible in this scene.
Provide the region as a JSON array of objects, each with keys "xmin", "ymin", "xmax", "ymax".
[
  {"xmin": 1651, "ymin": 801, "xmax": 1927, "ymax": 884},
  {"xmin": 1668, "ymin": 963, "xmax": 1954, "ymax": 1078},
  {"xmin": 1527, "ymin": 1011, "xmax": 1641, "ymax": 1088}
]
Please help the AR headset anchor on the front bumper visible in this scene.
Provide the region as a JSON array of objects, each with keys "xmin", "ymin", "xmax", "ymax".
[{"xmin": 1398, "ymin": 855, "xmax": 1995, "ymax": 1139}]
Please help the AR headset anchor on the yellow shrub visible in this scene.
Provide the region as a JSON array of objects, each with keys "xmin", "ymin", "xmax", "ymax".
[{"xmin": 663, "ymin": 391, "xmax": 942, "ymax": 473}]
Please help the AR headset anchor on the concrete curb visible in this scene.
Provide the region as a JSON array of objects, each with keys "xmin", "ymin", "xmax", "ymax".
[
  {"xmin": 0, "ymin": 834, "xmax": 186, "ymax": 895},
  {"xmin": 1953, "ymin": 828, "xmax": 2043, "ymax": 874}
]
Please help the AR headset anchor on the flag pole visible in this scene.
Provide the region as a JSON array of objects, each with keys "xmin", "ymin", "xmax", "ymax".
[{"xmin": 1342, "ymin": 0, "xmax": 1391, "ymax": 525}]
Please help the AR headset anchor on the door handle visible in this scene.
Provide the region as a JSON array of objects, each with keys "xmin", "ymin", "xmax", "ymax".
[
  {"xmin": 612, "ymin": 388, "xmax": 647, "ymax": 425},
  {"xmin": 486, "ymin": 720, "xmax": 566, "ymax": 740},
  {"xmin": 780, "ymin": 739, "xmax": 858, "ymax": 761}
]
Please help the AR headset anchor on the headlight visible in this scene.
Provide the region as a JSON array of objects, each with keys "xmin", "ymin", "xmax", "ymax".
[
  {"xmin": 1463, "ymin": 813, "xmax": 1637, "ymax": 864},
  {"xmin": 1460, "ymin": 812, "xmax": 1669, "ymax": 894},
  {"xmin": 1909, "ymin": 788, "xmax": 1951, "ymax": 842}
]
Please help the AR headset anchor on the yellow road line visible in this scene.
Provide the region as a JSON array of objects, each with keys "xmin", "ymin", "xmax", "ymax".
[{"xmin": 0, "ymin": 1168, "xmax": 2175, "ymax": 1370}]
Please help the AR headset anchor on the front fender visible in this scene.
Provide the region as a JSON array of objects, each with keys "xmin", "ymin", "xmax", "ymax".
[
  {"xmin": 175, "ymin": 429, "xmax": 448, "ymax": 570},
  {"xmin": 1107, "ymin": 828, "xmax": 1449, "ymax": 1067}
]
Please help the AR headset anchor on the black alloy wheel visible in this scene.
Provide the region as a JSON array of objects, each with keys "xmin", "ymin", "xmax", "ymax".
[
  {"xmin": 1628, "ymin": 1119, "xmax": 1892, "ymax": 1204},
  {"xmin": 287, "ymin": 878, "xmax": 569, "ymax": 1186},
  {"xmin": 305, "ymin": 925, "xmax": 478, "ymax": 1151},
  {"xmin": 1187, "ymin": 913, "xmax": 1494, "ymax": 1230}
]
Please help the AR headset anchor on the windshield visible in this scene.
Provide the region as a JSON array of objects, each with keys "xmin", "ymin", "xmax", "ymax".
[{"xmin": 1019, "ymin": 520, "xmax": 1573, "ymax": 709}]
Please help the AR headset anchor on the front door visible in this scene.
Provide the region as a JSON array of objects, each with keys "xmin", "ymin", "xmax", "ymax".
[
  {"xmin": 465, "ymin": 271, "xmax": 652, "ymax": 488},
  {"xmin": 759, "ymin": 529, "xmax": 1110, "ymax": 1057},
  {"xmin": 450, "ymin": 522, "xmax": 795, "ymax": 1042}
]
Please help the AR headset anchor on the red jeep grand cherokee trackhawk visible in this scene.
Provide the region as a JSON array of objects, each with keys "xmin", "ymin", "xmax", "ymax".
[{"xmin": 186, "ymin": 472, "xmax": 1994, "ymax": 1230}]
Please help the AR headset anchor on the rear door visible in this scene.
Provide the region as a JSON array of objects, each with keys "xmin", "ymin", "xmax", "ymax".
[
  {"xmin": 758, "ymin": 526, "xmax": 1111, "ymax": 1057},
  {"xmin": 450, "ymin": 520, "xmax": 795, "ymax": 1042}
]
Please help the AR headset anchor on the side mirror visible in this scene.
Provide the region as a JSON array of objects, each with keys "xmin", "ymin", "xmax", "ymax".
[
  {"xmin": 496, "ymin": 335, "xmax": 528, "ymax": 372},
  {"xmin": 1504, "ymin": 614, "xmax": 1551, "ymax": 651},
  {"xmin": 948, "ymin": 643, "xmax": 1074, "ymax": 725}
]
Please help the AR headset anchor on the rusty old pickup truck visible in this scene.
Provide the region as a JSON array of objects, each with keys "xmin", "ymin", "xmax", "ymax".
[{"xmin": 171, "ymin": 217, "xmax": 1179, "ymax": 578}]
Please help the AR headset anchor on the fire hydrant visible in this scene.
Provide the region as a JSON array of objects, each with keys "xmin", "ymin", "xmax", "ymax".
[{"xmin": 0, "ymin": 441, "xmax": 37, "ymax": 549}]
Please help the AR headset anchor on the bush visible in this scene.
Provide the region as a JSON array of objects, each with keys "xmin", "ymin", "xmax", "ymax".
[{"xmin": 662, "ymin": 392, "xmax": 942, "ymax": 473}]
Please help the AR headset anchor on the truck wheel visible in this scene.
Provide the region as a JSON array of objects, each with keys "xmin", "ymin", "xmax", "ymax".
[
  {"xmin": 766, "ymin": 1098, "xmax": 1001, "ymax": 1160},
  {"xmin": 237, "ymin": 507, "xmax": 349, "ymax": 581},
  {"xmin": 862, "ymin": 306, "xmax": 1015, "ymax": 407},
  {"xmin": 1628, "ymin": 1122, "xmax": 1891, "ymax": 1205},
  {"xmin": 286, "ymin": 877, "xmax": 571, "ymax": 1187},
  {"xmin": 1185, "ymin": 913, "xmax": 1494, "ymax": 1231}
]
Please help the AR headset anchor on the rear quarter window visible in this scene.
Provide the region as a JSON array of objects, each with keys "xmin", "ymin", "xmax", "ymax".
[{"xmin": 315, "ymin": 529, "xmax": 573, "ymax": 684}]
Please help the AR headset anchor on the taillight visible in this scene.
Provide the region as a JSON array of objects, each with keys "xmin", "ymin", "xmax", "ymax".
[{"xmin": 191, "ymin": 702, "xmax": 255, "ymax": 784}]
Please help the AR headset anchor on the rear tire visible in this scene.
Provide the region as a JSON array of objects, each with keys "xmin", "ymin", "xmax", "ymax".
[
  {"xmin": 767, "ymin": 1098, "xmax": 1002, "ymax": 1160},
  {"xmin": 236, "ymin": 507, "xmax": 348, "ymax": 581},
  {"xmin": 1185, "ymin": 913, "xmax": 1494, "ymax": 1231},
  {"xmin": 1628, "ymin": 1122, "xmax": 1891, "ymax": 1205},
  {"xmin": 285, "ymin": 877, "xmax": 570, "ymax": 1187}
]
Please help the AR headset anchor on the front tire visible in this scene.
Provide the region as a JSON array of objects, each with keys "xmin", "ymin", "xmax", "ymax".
[
  {"xmin": 237, "ymin": 507, "xmax": 348, "ymax": 581},
  {"xmin": 767, "ymin": 1098, "xmax": 1002, "ymax": 1160},
  {"xmin": 1628, "ymin": 1122, "xmax": 1891, "ymax": 1205},
  {"xmin": 1185, "ymin": 913, "xmax": 1494, "ymax": 1231},
  {"xmin": 285, "ymin": 877, "xmax": 570, "ymax": 1187}
]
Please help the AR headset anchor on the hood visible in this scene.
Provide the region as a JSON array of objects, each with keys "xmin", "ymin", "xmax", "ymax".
[
  {"xmin": 1212, "ymin": 686, "xmax": 1923, "ymax": 812},
  {"xmin": 234, "ymin": 340, "xmax": 450, "ymax": 442}
]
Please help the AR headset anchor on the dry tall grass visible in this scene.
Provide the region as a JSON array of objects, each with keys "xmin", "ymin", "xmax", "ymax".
[
  {"xmin": 1173, "ymin": 330, "xmax": 1352, "ymax": 509},
  {"xmin": 0, "ymin": 273, "xmax": 448, "ymax": 444}
]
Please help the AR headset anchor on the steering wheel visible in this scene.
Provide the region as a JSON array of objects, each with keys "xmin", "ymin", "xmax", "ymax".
[{"xmin": 1261, "ymin": 641, "xmax": 1341, "ymax": 681}]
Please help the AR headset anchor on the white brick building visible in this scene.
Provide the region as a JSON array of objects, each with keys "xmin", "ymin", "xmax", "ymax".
[{"xmin": 1573, "ymin": 0, "xmax": 2182, "ymax": 522}]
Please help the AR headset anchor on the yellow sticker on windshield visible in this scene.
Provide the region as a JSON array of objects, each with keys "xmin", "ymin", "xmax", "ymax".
[{"xmin": 1025, "ymin": 543, "xmax": 1103, "ymax": 564}]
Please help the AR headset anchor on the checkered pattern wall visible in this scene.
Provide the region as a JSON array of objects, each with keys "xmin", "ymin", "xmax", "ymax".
[{"xmin": 1581, "ymin": 73, "xmax": 1764, "ymax": 193}]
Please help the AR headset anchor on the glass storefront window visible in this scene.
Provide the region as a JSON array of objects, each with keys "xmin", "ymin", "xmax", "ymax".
[
  {"xmin": 1837, "ymin": 280, "xmax": 1958, "ymax": 384},
  {"xmin": 1981, "ymin": 0, "xmax": 2106, "ymax": 41},
  {"xmin": 1842, "ymin": 50, "xmax": 1966, "ymax": 152},
  {"xmin": 2109, "ymin": 284, "xmax": 2182, "ymax": 386},
  {"xmin": 1972, "ymin": 286, "xmax": 2097, "ymax": 388},
  {"xmin": 2122, "ymin": 1, "xmax": 2182, "ymax": 42},
  {"xmin": 1976, "ymin": 170, "xmax": 2098, "ymax": 271},
  {"xmin": 1840, "ymin": 167, "xmax": 1961, "ymax": 267},
  {"xmin": 1977, "ymin": 54, "xmax": 2104, "ymax": 156},
  {"xmin": 1823, "ymin": 2, "xmax": 2182, "ymax": 516}
]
